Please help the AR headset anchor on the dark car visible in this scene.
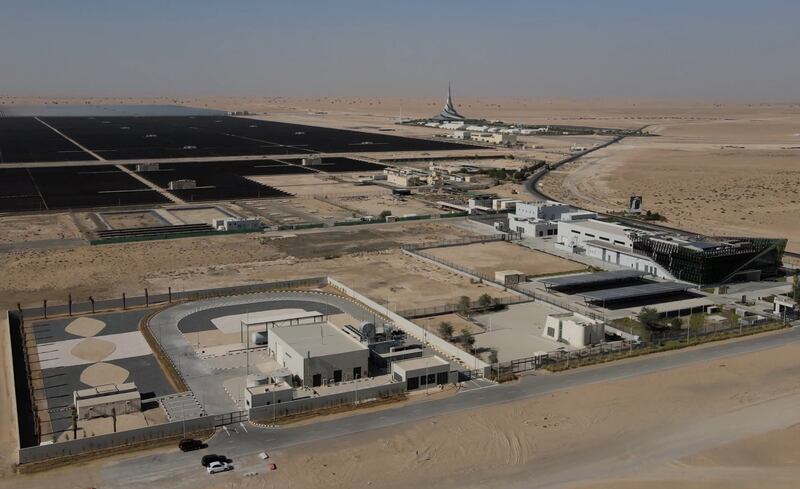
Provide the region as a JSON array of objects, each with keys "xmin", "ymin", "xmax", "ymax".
[
  {"xmin": 201, "ymin": 454, "xmax": 228, "ymax": 467},
  {"xmin": 179, "ymin": 438, "xmax": 204, "ymax": 452}
]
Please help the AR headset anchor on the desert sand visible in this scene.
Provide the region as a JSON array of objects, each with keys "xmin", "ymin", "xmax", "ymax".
[
  {"xmin": 425, "ymin": 241, "xmax": 586, "ymax": 277},
  {"xmin": 540, "ymin": 116, "xmax": 800, "ymax": 252}
]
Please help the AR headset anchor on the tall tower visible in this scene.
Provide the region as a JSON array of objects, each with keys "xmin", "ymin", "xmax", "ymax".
[{"xmin": 432, "ymin": 82, "xmax": 465, "ymax": 121}]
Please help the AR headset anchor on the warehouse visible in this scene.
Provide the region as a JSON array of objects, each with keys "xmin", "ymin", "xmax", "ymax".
[{"xmin": 267, "ymin": 321, "xmax": 369, "ymax": 387}]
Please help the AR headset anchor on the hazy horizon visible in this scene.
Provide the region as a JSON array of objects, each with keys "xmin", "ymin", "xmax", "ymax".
[{"xmin": 2, "ymin": 0, "xmax": 799, "ymax": 101}]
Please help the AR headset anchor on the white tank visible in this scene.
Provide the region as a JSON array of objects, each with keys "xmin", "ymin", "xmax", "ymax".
[{"xmin": 246, "ymin": 374, "xmax": 269, "ymax": 388}]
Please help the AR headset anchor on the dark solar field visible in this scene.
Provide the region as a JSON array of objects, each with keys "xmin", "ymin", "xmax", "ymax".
[
  {"xmin": 0, "ymin": 166, "xmax": 170, "ymax": 211},
  {"xmin": 129, "ymin": 160, "xmax": 301, "ymax": 201},
  {"xmin": 0, "ymin": 117, "xmax": 92, "ymax": 163},
  {"xmin": 24, "ymin": 116, "xmax": 469, "ymax": 161}
]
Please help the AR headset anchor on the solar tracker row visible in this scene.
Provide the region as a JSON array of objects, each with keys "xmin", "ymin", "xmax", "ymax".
[
  {"xmin": 28, "ymin": 116, "xmax": 470, "ymax": 161},
  {"xmin": 0, "ymin": 117, "xmax": 92, "ymax": 163},
  {"xmin": 127, "ymin": 160, "xmax": 305, "ymax": 201},
  {"xmin": 0, "ymin": 166, "xmax": 170, "ymax": 212}
]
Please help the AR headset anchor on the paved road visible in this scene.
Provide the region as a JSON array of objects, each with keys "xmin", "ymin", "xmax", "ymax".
[{"xmin": 100, "ymin": 325, "xmax": 800, "ymax": 488}]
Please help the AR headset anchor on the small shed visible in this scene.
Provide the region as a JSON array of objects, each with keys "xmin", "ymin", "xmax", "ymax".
[{"xmin": 495, "ymin": 270, "xmax": 527, "ymax": 286}]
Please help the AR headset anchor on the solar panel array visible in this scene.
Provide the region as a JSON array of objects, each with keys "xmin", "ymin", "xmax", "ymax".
[
  {"xmin": 575, "ymin": 282, "xmax": 692, "ymax": 303},
  {"xmin": 540, "ymin": 269, "xmax": 647, "ymax": 288}
]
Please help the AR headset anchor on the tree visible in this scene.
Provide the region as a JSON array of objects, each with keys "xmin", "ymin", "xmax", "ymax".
[
  {"xmin": 689, "ymin": 313, "xmax": 705, "ymax": 334},
  {"xmin": 457, "ymin": 296, "xmax": 471, "ymax": 316},
  {"xmin": 460, "ymin": 328, "xmax": 476, "ymax": 352},
  {"xmin": 637, "ymin": 307, "xmax": 661, "ymax": 331},
  {"xmin": 669, "ymin": 317, "xmax": 683, "ymax": 331},
  {"xmin": 477, "ymin": 293, "xmax": 494, "ymax": 311},
  {"xmin": 437, "ymin": 321, "xmax": 454, "ymax": 341},
  {"xmin": 487, "ymin": 349, "xmax": 498, "ymax": 364}
]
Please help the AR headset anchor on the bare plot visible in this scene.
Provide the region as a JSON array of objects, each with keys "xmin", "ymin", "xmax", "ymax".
[{"xmin": 425, "ymin": 241, "xmax": 586, "ymax": 278}]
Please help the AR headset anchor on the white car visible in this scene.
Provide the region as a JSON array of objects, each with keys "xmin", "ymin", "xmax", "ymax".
[{"xmin": 206, "ymin": 461, "xmax": 232, "ymax": 474}]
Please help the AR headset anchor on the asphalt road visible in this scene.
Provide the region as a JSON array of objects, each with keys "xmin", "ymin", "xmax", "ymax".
[{"xmin": 101, "ymin": 324, "xmax": 800, "ymax": 488}]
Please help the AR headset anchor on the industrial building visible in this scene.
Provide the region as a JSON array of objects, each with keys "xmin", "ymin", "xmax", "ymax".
[
  {"xmin": 543, "ymin": 313, "xmax": 604, "ymax": 348},
  {"xmin": 509, "ymin": 201, "xmax": 596, "ymax": 238},
  {"xmin": 555, "ymin": 218, "xmax": 787, "ymax": 285},
  {"xmin": 267, "ymin": 321, "xmax": 370, "ymax": 387},
  {"xmin": 391, "ymin": 355, "xmax": 453, "ymax": 390}
]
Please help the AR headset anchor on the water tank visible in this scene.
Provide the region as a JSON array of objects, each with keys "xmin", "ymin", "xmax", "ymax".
[
  {"xmin": 251, "ymin": 331, "xmax": 268, "ymax": 345},
  {"xmin": 246, "ymin": 374, "xmax": 269, "ymax": 388}
]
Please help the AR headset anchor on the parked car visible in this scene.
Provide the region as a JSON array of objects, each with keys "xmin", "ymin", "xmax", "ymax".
[
  {"xmin": 206, "ymin": 461, "xmax": 233, "ymax": 474},
  {"xmin": 179, "ymin": 438, "xmax": 204, "ymax": 452},
  {"xmin": 201, "ymin": 454, "xmax": 228, "ymax": 467}
]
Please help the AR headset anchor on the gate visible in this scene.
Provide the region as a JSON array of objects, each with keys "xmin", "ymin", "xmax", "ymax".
[{"xmin": 214, "ymin": 410, "xmax": 248, "ymax": 428}]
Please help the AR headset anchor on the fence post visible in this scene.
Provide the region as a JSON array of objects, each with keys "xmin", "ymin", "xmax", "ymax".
[
  {"xmin": 89, "ymin": 296, "xmax": 95, "ymax": 314},
  {"xmin": 145, "ymin": 288, "xmax": 149, "ymax": 308},
  {"xmin": 122, "ymin": 293, "xmax": 126, "ymax": 310},
  {"xmin": 68, "ymin": 293, "xmax": 72, "ymax": 316},
  {"xmin": 43, "ymin": 299, "xmax": 47, "ymax": 319},
  {"xmin": 168, "ymin": 287, "xmax": 172, "ymax": 303}
]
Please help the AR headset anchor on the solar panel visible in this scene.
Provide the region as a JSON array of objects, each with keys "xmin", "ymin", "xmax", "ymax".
[
  {"xmin": 540, "ymin": 270, "xmax": 647, "ymax": 288},
  {"xmin": 575, "ymin": 282, "xmax": 692, "ymax": 303}
]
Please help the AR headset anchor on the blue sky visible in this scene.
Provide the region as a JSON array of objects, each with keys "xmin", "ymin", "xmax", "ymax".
[{"xmin": 1, "ymin": 0, "xmax": 798, "ymax": 100}]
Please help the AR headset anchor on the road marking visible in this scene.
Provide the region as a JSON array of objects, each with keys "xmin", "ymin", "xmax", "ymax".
[
  {"xmin": 240, "ymin": 422, "xmax": 249, "ymax": 433},
  {"xmin": 222, "ymin": 426, "xmax": 230, "ymax": 437}
]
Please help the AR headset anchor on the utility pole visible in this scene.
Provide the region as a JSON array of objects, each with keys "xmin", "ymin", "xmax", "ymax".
[{"xmin": 68, "ymin": 293, "xmax": 72, "ymax": 316}]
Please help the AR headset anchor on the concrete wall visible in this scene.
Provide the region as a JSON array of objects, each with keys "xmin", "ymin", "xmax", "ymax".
[
  {"xmin": 327, "ymin": 278, "xmax": 490, "ymax": 374},
  {"xmin": 18, "ymin": 416, "xmax": 215, "ymax": 464},
  {"xmin": 249, "ymin": 380, "xmax": 406, "ymax": 422},
  {"xmin": 304, "ymin": 349, "xmax": 369, "ymax": 385}
]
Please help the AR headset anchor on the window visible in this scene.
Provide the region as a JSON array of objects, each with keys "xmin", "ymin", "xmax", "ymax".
[
  {"xmin": 614, "ymin": 240, "xmax": 625, "ymax": 245},
  {"xmin": 407, "ymin": 377, "xmax": 419, "ymax": 390},
  {"xmin": 393, "ymin": 372, "xmax": 403, "ymax": 382},
  {"xmin": 427, "ymin": 374, "xmax": 436, "ymax": 385},
  {"xmin": 436, "ymin": 372, "xmax": 449, "ymax": 384},
  {"xmin": 312, "ymin": 374, "xmax": 322, "ymax": 387},
  {"xmin": 546, "ymin": 326, "xmax": 556, "ymax": 337},
  {"xmin": 538, "ymin": 231, "xmax": 544, "ymax": 237},
  {"xmin": 333, "ymin": 370, "xmax": 342, "ymax": 383},
  {"xmin": 585, "ymin": 233, "xmax": 595, "ymax": 238},
  {"xmin": 353, "ymin": 366, "xmax": 362, "ymax": 379},
  {"xmin": 571, "ymin": 230, "xmax": 580, "ymax": 234},
  {"xmin": 420, "ymin": 375, "xmax": 427, "ymax": 386},
  {"xmin": 600, "ymin": 236, "xmax": 610, "ymax": 241}
]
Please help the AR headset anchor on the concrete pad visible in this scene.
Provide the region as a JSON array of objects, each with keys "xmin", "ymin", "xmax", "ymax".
[
  {"xmin": 70, "ymin": 337, "xmax": 116, "ymax": 363},
  {"xmin": 37, "ymin": 331, "xmax": 152, "ymax": 369},
  {"xmin": 211, "ymin": 308, "xmax": 322, "ymax": 334},
  {"xmin": 80, "ymin": 362, "xmax": 130, "ymax": 387},
  {"xmin": 65, "ymin": 317, "xmax": 106, "ymax": 337}
]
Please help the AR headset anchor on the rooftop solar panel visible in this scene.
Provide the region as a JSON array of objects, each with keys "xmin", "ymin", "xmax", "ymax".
[
  {"xmin": 575, "ymin": 282, "xmax": 692, "ymax": 303},
  {"xmin": 540, "ymin": 269, "xmax": 647, "ymax": 288}
]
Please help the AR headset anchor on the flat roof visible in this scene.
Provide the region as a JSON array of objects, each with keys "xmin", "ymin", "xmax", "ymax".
[
  {"xmin": 393, "ymin": 355, "xmax": 449, "ymax": 372},
  {"xmin": 567, "ymin": 219, "xmax": 628, "ymax": 236},
  {"xmin": 575, "ymin": 281, "xmax": 693, "ymax": 303},
  {"xmin": 628, "ymin": 297, "xmax": 717, "ymax": 314},
  {"xmin": 540, "ymin": 269, "xmax": 646, "ymax": 288},
  {"xmin": 271, "ymin": 322, "xmax": 367, "ymax": 357}
]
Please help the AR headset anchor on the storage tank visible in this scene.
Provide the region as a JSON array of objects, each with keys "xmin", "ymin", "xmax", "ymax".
[{"xmin": 246, "ymin": 374, "xmax": 269, "ymax": 388}]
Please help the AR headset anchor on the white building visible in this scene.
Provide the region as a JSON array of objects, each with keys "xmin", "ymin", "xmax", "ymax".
[
  {"xmin": 495, "ymin": 270, "xmax": 526, "ymax": 286},
  {"xmin": 267, "ymin": 322, "xmax": 369, "ymax": 387},
  {"xmin": 441, "ymin": 121, "xmax": 466, "ymax": 130},
  {"xmin": 543, "ymin": 313, "xmax": 604, "ymax": 348},
  {"xmin": 555, "ymin": 219, "xmax": 672, "ymax": 279},
  {"xmin": 472, "ymin": 133, "xmax": 517, "ymax": 145},
  {"xmin": 391, "ymin": 355, "xmax": 453, "ymax": 390},
  {"xmin": 509, "ymin": 201, "xmax": 595, "ymax": 239},
  {"xmin": 213, "ymin": 217, "xmax": 263, "ymax": 231},
  {"xmin": 452, "ymin": 130, "xmax": 471, "ymax": 140}
]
